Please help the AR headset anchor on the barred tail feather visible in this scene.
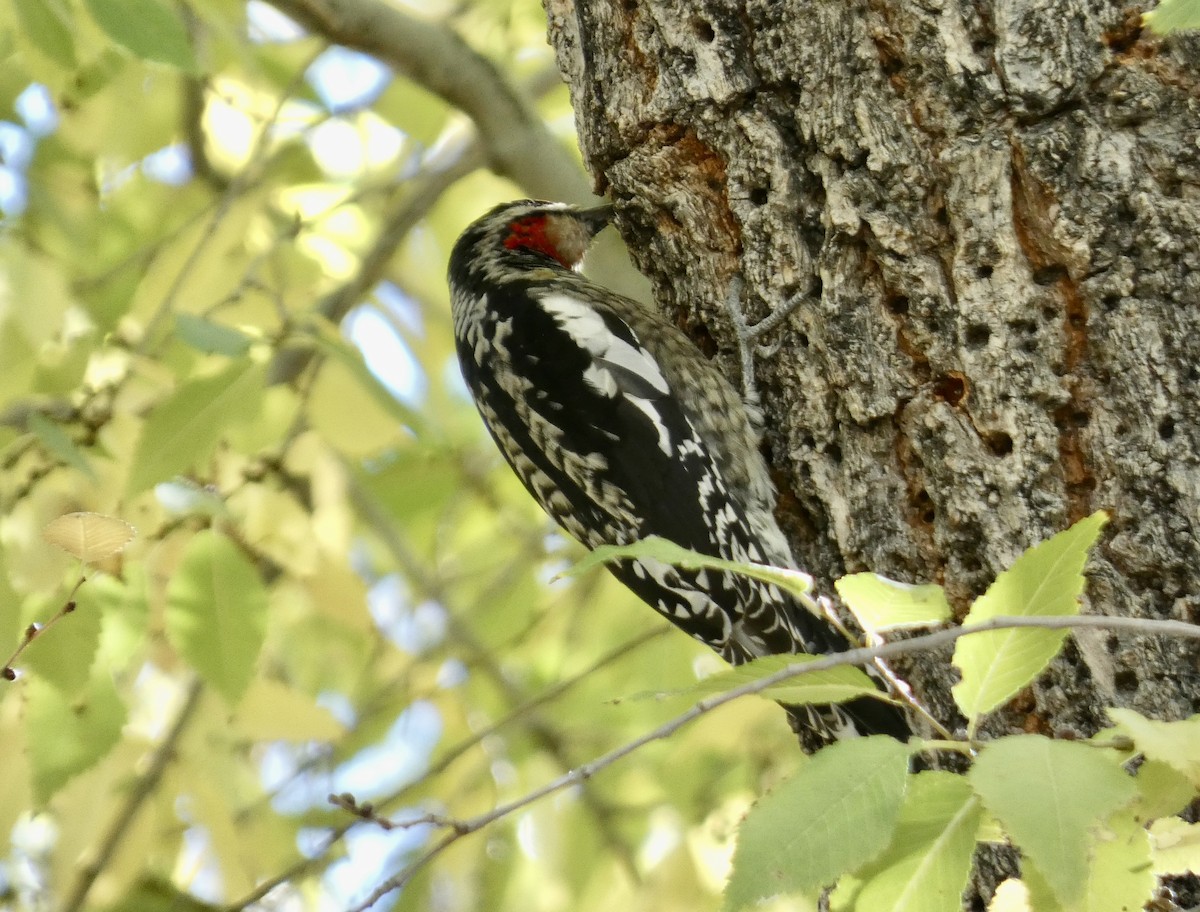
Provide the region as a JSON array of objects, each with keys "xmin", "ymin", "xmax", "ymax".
[{"xmin": 785, "ymin": 696, "xmax": 911, "ymax": 752}]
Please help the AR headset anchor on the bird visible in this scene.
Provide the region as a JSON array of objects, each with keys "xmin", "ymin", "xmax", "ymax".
[{"xmin": 446, "ymin": 199, "xmax": 910, "ymax": 749}]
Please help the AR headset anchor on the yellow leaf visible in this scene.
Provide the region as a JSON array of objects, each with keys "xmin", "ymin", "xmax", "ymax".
[
  {"xmin": 231, "ymin": 678, "xmax": 344, "ymax": 742},
  {"xmin": 1150, "ymin": 818, "xmax": 1200, "ymax": 876},
  {"xmin": 42, "ymin": 511, "xmax": 136, "ymax": 563}
]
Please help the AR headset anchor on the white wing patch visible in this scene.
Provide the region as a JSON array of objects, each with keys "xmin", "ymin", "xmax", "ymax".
[
  {"xmin": 538, "ymin": 292, "xmax": 674, "ymax": 454},
  {"xmin": 538, "ymin": 293, "xmax": 670, "ymax": 396}
]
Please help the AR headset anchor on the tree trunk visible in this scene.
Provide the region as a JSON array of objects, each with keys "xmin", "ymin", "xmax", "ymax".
[{"xmin": 544, "ymin": 0, "xmax": 1200, "ymax": 902}]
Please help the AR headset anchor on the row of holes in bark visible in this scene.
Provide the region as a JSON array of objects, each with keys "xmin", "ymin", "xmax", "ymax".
[{"xmin": 886, "ymin": 300, "xmax": 1084, "ymax": 352}]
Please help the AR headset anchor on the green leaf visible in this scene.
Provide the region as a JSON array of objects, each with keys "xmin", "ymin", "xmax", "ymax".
[
  {"xmin": 165, "ymin": 530, "xmax": 268, "ymax": 705},
  {"xmin": 174, "ymin": 314, "xmax": 254, "ymax": 357},
  {"xmin": 636, "ymin": 652, "xmax": 883, "ymax": 707},
  {"xmin": 83, "ymin": 0, "xmax": 196, "ymax": 71},
  {"xmin": 22, "ymin": 587, "xmax": 103, "ymax": 694},
  {"xmin": 1080, "ymin": 810, "xmax": 1155, "ymax": 912},
  {"xmin": 855, "ymin": 773, "xmax": 983, "ymax": 912},
  {"xmin": 27, "ymin": 672, "xmax": 126, "ymax": 803},
  {"xmin": 1107, "ymin": 708, "xmax": 1200, "ymax": 787},
  {"xmin": 27, "ymin": 413, "xmax": 97, "ymax": 481},
  {"xmin": 952, "ymin": 511, "xmax": 1107, "ymax": 725},
  {"xmin": 126, "ymin": 361, "xmax": 265, "ymax": 495},
  {"xmin": 1130, "ymin": 759, "xmax": 1197, "ymax": 819},
  {"xmin": 836, "ymin": 573, "xmax": 950, "ymax": 632},
  {"xmin": 1023, "ymin": 809, "xmax": 1155, "ymax": 912},
  {"xmin": 1144, "ymin": 0, "xmax": 1200, "ymax": 33},
  {"xmin": 968, "ymin": 735, "xmax": 1137, "ymax": 907},
  {"xmin": 724, "ymin": 737, "xmax": 910, "ymax": 910},
  {"xmin": 14, "ymin": 0, "xmax": 76, "ymax": 67},
  {"xmin": 567, "ymin": 535, "xmax": 813, "ymax": 601}
]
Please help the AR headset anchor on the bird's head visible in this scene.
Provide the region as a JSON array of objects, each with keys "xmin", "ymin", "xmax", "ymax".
[{"xmin": 449, "ymin": 200, "xmax": 614, "ymax": 282}]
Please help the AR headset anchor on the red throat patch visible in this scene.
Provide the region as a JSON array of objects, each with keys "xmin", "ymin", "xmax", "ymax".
[
  {"xmin": 504, "ymin": 216, "xmax": 562, "ymax": 265},
  {"xmin": 504, "ymin": 214, "xmax": 587, "ymax": 268}
]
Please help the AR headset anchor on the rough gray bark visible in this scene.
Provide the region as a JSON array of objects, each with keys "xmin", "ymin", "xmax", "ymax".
[{"xmin": 544, "ymin": 0, "xmax": 1199, "ymax": 901}]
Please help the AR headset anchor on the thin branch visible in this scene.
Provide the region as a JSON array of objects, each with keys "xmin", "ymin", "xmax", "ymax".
[
  {"xmin": 1, "ymin": 575, "xmax": 87, "ymax": 678},
  {"xmin": 265, "ymin": 0, "xmax": 594, "ymax": 203},
  {"xmin": 62, "ymin": 677, "xmax": 206, "ymax": 912},
  {"xmin": 347, "ymin": 612, "xmax": 1200, "ymax": 911},
  {"xmin": 222, "ymin": 624, "xmax": 666, "ymax": 911},
  {"xmin": 329, "ymin": 795, "xmax": 466, "ymax": 834},
  {"xmin": 347, "ymin": 469, "xmax": 649, "ymax": 876},
  {"xmin": 265, "ymin": 55, "xmax": 572, "ymax": 389},
  {"xmin": 226, "ymin": 625, "xmax": 663, "ymax": 912}
]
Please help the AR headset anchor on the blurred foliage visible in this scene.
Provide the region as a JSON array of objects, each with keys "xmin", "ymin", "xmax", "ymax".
[{"xmin": 0, "ymin": 2, "xmax": 800, "ymax": 910}]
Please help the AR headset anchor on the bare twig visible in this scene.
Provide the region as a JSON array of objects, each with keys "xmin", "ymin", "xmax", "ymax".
[
  {"xmin": 347, "ymin": 612, "xmax": 1200, "ymax": 911},
  {"xmin": 329, "ymin": 794, "xmax": 467, "ymax": 834},
  {"xmin": 221, "ymin": 625, "xmax": 665, "ymax": 911},
  {"xmin": 1, "ymin": 575, "xmax": 87, "ymax": 678}
]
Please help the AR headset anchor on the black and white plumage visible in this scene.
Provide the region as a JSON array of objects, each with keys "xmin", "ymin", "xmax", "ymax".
[{"xmin": 447, "ymin": 200, "xmax": 909, "ymax": 748}]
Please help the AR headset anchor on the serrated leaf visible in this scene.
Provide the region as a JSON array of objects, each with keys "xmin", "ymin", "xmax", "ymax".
[
  {"xmin": 174, "ymin": 313, "xmax": 254, "ymax": 357},
  {"xmin": 636, "ymin": 653, "xmax": 883, "ymax": 707},
  {"xmin": 952, "ymin": 511, "xmax": 1107, "ymax": 724},
  {"xmin": 724, "ymin": 737, "xmax": 909, "ymax": 911},
  {"xmin": 855, "ymin": 773, "xmax": 982, "ymax": 912},
  {"xmin": 1107, "ymin": 708, "xmax": 1200, "ymax": 787},
  {"xmin": 27, "ymin": 413, "xmax": 97, "ymax": 481},
  {"xmin": 27, "ymin": 672, "xmax": 126, "ymax": 803},
  {"xmin": 42, "ymin": 512, "xmax": 135, "ymax": 563},
  {"xmin": 567, "ymin": 535, "xmax": 813, "ymax": 601},
  {"xmin": 836, "ymin": 573, "xmax": 950, "ymax": 632},
  {"xmin": 1150, "ymin": 818, "xmax": 1200, "ymax": 876},
  {"xmin": 165, "ymin": 530, "xmax": 268, "ymax": 705},
  {"xmin": 968, "ymin": 735, "xmax": 1137, "ymax": 907},
  {"xmin": 83, "ymin": 0, "xmax": 196, "ymax": 71},
  {"xmin": 1144, "ymin": 0, "xmax": 1200, "ymax": 33},
  {"xmin": 126, "ymin": 361, "xmax": 264, "ymax": 495}
]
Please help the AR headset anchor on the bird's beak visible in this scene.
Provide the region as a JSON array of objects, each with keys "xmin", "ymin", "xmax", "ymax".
[{"xmin": 576, "ymin": 204, "xmax": 614, "ymax": 237}]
